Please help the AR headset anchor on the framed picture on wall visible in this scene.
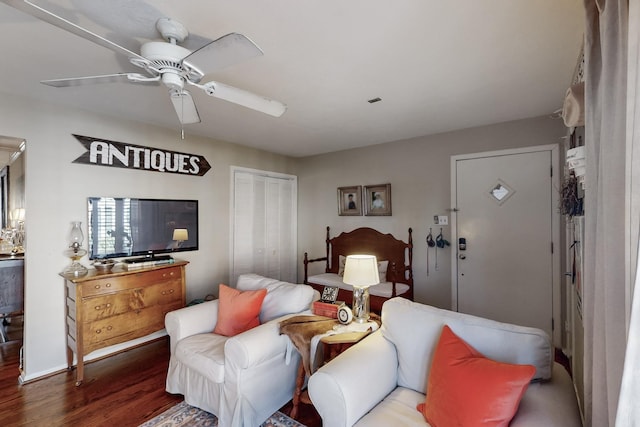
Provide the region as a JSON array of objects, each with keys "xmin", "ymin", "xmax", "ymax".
[
  {"xmin": 338, "ymin": 186, "xmax": 362, "ymax": 216},
  {"xmin": 364, "ymin": 183, "xmax": 392, "ymax": 216}
]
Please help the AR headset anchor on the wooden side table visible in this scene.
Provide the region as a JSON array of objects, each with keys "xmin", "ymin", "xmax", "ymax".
[{"xmin": 290, "ymin": 330, "xmax": 371, "ymax": 420}]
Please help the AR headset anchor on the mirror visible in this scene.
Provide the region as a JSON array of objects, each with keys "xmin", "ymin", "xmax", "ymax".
[{"xmin": 0, "ymin": 135, "xmax": 25, "ymax": 344}]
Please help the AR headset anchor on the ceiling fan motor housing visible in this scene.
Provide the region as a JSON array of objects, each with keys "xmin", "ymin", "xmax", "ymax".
[{"xmin": 140, "ymin": 41, "xmax": 195, "ymax": 89}]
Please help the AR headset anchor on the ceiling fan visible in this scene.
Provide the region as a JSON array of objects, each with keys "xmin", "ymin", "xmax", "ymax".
[{"xmin": 2, "ymin": 0, "xmax": 287, "ymax": 124}]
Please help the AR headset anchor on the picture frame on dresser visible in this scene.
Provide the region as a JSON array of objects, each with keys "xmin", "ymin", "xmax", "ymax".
[
  {"xmin": 364, "ymin": 183, "xmax": 392, "ymax": 216},
  {"xmin": 337, "ymin": 186, "xmax": 362, "ymax": 216}
]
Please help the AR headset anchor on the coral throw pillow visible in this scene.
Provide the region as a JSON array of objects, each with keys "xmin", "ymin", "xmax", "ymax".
[
  {"xmin": 417, "ymin": 325, "xmax": 535, "ymax": 427},
  {"xmin": 213, "ymin": 284, "xmax": 267, "ymax": 337}
]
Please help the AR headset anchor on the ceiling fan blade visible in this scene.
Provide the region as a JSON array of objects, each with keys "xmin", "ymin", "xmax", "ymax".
[
  {"xmin": 41, "ymin": 73, "xmax": 159, "ymax": 87},
  {"xmin": 203, "ymin": 81, "xmax": 287, "ymax": 117},
  {"xmin": 1, "ymin": 0, "xmax": 146, "ymax": 62},
  {"xmin": 170, "ymin": 90, "xmax": 201, "ymax": 125},
  {"xmin": 182, "ymin": 33, "xmax": 263, "ymax": 76}
]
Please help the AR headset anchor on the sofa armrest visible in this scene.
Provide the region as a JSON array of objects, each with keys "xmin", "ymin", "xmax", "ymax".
[
  {"xmin": 224, "ymin": 314, "xmax": 298, "ymax": 370},
  {"xmin": 308, "ymin": 330, "xmax": 398, "ymax": 427},
  {"xmin": 165, "ymin": 300, "xmax": 219, "ymax": 354}
]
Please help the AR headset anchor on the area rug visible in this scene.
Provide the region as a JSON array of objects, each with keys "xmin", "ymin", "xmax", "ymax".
[{"xmin": 139, "ymin": 401, "xmax": 305, "ymax": 427}]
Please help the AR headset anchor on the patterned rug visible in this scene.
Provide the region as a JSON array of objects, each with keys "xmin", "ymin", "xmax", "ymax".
[{"xmin": 139, "ymin": 401, "xmax": 305, "ymax": 427}]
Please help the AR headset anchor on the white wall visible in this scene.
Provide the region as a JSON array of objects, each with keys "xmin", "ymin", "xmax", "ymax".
[
  {"xmin": 0, "ymin": 91, "xmax": 296, "ymax": 381},
  {"xmin": 296, "ymin": 115, "xmax": 567, "ymax": 309}
]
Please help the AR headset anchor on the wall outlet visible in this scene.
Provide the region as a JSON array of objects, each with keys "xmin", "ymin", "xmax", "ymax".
[{"xmin": 434, "ymin": 215, "xmax": 448, "ymax": 225}]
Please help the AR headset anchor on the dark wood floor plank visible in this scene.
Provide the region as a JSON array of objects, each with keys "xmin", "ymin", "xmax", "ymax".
[
  {"xmin": 0, "ymin": 338, "xmax": 179, "ymax": 427},
  {"xmin": 0, "ymin": 336, "xmax": 320, "ymax": 427}
]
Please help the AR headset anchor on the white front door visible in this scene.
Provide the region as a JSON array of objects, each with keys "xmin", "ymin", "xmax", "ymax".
[{"xmin": 451, "ymin": 146, "xmax": 559, "ymax": 341}]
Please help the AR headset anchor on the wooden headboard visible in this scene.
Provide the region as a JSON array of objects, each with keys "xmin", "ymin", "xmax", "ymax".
[
  {"xmin": 305, "ymin": 226, "xmax": 413, "ymax": 285},
  {"xmin": 303, "ymin": 227, "xmax": 414, "ymax": 311},
  {"xmin": 325, "ymin": 227, "xmax": 413, "ymax": 284}
]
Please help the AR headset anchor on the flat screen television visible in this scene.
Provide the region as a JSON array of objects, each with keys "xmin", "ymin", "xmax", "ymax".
[{"xmin": 87, "ymin": 197, "xmax": 198, "ymax": 260}]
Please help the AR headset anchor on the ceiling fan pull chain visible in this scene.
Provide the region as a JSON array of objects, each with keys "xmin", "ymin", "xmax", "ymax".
[{"xmin": 181, "ymin": 93, "xmax": 185, "ymax": 140}]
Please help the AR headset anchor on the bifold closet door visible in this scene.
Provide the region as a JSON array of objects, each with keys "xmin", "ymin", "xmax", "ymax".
[{"xmin": 232, "ymin": 170, "xmax": 296, "ymax": 285}]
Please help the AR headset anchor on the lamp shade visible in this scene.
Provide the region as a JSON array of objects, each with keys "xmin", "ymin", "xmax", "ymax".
[
  {"xmin": 172, "ymin": 228, "xmax": 189, "ymax": 241},
  {"xmin": 343, "ymin": 255, "xmax": 380, "ymax": 287}
]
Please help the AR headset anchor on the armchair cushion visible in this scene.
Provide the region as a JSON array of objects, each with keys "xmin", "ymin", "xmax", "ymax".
[
  {"xmin": 418, "ymin": 325, "xmax": 535, "ymax": 427},
  {"xmin": 174, "ymin": 333, "xmax": 228, "ymax": 383},
  {"xmin": 213, "ymin": 284, "xmax": 267, "ymax": 337}
]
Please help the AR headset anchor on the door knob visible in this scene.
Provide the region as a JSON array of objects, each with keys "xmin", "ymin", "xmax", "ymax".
[{"xmin": 459, "ymin": 254, "xmax": 466, "ymax": 260}]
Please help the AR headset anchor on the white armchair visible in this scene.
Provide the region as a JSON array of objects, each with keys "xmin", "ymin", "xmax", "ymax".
[{"xmin": 165, "ymin": 274, "xmax": 318, "ymax": 427}]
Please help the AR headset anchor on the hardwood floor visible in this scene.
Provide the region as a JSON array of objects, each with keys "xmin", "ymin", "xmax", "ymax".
[{"xmin": 0, "ymin": 337, "xmax": 321, "ymax": 427}]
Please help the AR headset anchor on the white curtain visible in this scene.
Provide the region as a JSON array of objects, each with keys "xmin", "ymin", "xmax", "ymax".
[
  {"xmin": 582, "ymin": 0, "xmax": 629, "ymax": 426},
  {"xmin": 616, "ymin": 0, "xmax": 640, "ymax": 425}
]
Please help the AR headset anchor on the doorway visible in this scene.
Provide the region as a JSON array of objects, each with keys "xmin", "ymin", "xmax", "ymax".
[
  {"xmin": 0, "ymin": 136, "xmax": 25, "ymax": 347},
  {"xmin": 451, "ymin": 145, "xmax": 560, "ymax": 345}
]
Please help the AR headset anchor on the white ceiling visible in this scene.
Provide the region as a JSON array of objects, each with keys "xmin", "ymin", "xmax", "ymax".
[{"xmin": 0, "ymin": 0, "xmax": 584, "ymax": 158}]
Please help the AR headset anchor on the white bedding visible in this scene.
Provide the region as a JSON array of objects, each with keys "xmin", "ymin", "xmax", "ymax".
[{"xmin": 308, "ymin": 273, "xmax": 410, "ymax": 298}]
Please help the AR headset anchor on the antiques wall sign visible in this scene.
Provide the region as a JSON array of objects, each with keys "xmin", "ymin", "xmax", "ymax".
[{"xmin": 72, "ymin": 134, "xmax": 211, "ymax": 176}]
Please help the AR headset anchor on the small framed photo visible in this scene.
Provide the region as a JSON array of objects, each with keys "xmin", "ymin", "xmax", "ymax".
[
  {"xmin": 338, "ymin": 186, "xmax": 362, "ymax": 216},
  {"xmin": 364, "ymin": 183, "xmax": 392, "ymax": 216},
  {"xmin": 321, "ymin": 286, "xmax": 339, "ymax": 303}
]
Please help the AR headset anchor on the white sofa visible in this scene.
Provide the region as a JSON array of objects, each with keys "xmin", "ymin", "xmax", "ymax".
[
  {"xmin": 308, "ymin": 297, "xmax": 582, "ymax": 427},
  {"xmin": 165, "ymin": 274, "xmax": 319, "ymax": 427}
]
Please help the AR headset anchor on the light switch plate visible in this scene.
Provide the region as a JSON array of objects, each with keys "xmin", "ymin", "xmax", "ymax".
[{"xmin": 435, "ymin": 215, "xmax": 448, "ymax": 225}]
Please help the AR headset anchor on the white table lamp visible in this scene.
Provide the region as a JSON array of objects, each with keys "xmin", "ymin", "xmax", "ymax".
[{"xmin": 343, "ymin": 254, "xmax": 380, "ymax": 323}]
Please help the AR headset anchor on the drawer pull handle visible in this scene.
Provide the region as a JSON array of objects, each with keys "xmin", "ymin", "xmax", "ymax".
[
  {"xmin": 96, "ymin": 329, "xmax": 101, "ymax": 334},
  {"xmin": 95, "ymin": 285, "xmax": 100, "ymax": 289},
  {"xmin": 94, "ymin": 303, "xmax": 112, "ymax": 310},
  {"xmin": 107, "ymin": 326, "xmax": 113, "ymax": 331},
  {"xmin": 106, "ymin": 283, "xmax": 112, "ymax": 288},
  {"xmin": 161, "ymin": 289, "xmax": 175, "ymax": 296}
]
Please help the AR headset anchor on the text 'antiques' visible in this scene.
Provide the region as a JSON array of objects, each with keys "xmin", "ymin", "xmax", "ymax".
[{"xmin": 72, "ymin": 134, "xmax": 211, "ymax": 176}]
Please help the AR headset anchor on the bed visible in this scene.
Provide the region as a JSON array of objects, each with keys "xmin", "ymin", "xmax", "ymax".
[{"xmin": 303, "ymin": 227, "xmax": 413, "ymax": 313}]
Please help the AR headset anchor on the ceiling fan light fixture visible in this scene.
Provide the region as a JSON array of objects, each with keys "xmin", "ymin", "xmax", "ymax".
[{"xmin": 161, "ymin": 73, "xmax": 184, "ymax": 90}]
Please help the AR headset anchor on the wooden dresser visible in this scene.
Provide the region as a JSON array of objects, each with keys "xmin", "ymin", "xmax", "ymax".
[{"xmin": 61, "ymin": 260, "xmax": 188, "ymax": 385}]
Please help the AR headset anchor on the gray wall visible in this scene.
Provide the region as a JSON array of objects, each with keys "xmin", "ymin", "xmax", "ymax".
[{"xmin": 295, "ymin": 115, "xmax": 567, "ymax": 309}]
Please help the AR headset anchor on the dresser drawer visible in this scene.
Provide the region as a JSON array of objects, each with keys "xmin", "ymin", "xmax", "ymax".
[
  {"xmin": 80, "ymin": 279, "xmax": 183, "ymax": 322},
  {"xmin": 78, "ymin": 266, "xmax": 183, "ymax": 297},
  {"xmin": 82, "ymin": 300, "xmax": 183, "ymax": 353}
]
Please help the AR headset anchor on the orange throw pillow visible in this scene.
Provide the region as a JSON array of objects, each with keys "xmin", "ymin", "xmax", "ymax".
[
  {"xmin": 417, "ymin": 325, "xmax": 535, "ymax": 427},
  {"xmin": 213, "ymin": 284, "xmax": 267, "ymax": 337}
]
